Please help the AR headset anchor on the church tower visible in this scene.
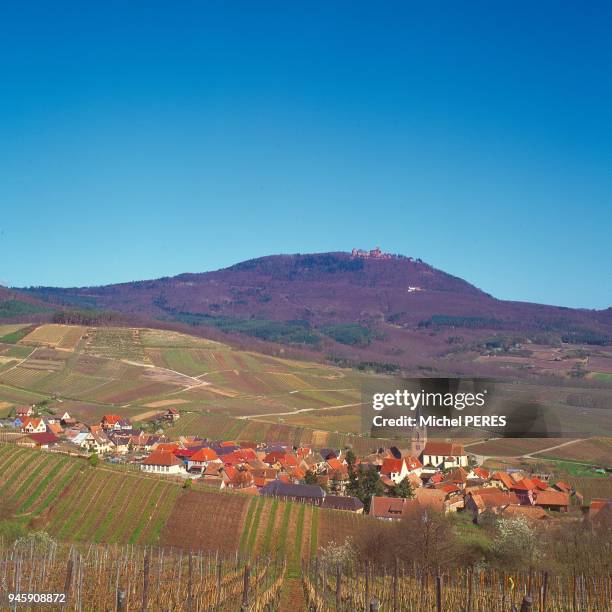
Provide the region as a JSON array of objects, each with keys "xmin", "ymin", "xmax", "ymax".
[{"xmin": 410, "ymin": 424, "xmax": 427, "ymax": 458}]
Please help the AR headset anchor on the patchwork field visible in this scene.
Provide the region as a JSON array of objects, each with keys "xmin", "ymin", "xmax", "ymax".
[
  {"xmin": 1, "ymin": 323, "xmax": 608, "ymax": 457},
  {"xmin": 164, "ymin": 412, "xmax": 376, "ymax": 454},
  {"xmin": 19, "ymin": 324, "xmax": 85, "ymax": 350},
  {"xmin": 0, "ymin": 323, "xmax": 387, "ymax": 450}
]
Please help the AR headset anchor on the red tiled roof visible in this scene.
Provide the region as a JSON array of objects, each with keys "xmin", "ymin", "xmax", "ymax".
[
  {"xmin": 326, "ymin": 458, "xmax": 345, "ymax": 471},
  {"xmin": 102, "ymin": 415, "xmax": 122, "ymax": 424},
  {"xmin": 154, "ymin": 442, "xmax": 180, "ymax": 452},
  {"xmin": 26, "ymin": 432, "xmax": 60, "ymax": 445},
  {"xmin": 370, "ymin": 496, "xmax": 407, "ymax": 518},
  {"xmin": 468, "ymin": 490, "xmax": 519, "ymax": 510},
  {"xmin": 22, "ymin": 417, "xmax": 44, "ymax": 428},
  {"xmin": 264, "ymin": 451, "xmax": 285, "ymax": 464},
  {"xmin": 142, "ymin": 451, "xmax": 182, "ymax": 467},
  {"xmin": 492, "ymin": 472, "xmax": 515, "ymax": 489},
  {"xmin": 223, "ymin": 466, "xmax": 238, "ymax": 480},
  {"xmin": 501, "ymin": 505, "xmax": 548, "ymax": 520},
  {"xmin": 588, "ymin": 498, "xmax": 612, "ymax": 520},
  {"xmin": 280, "ymin": 454, "xmax": 298, "ymax": 467},
  {"xmin": 473, "ymin": 467, "xmax": 490, "ymax": 479},
  {"xmin": 533, "ymin": 490, "xmax": 569, "ymax": 507},
  {"xmin": 511, "ymin": 478, "xmax": 537, "ymax": 492},
  {"xmin": 403, "ymin": 455, "xmax": 423, "ymax": 470},
  {"xmin": 413, "ymin": 488, "xmax": 447, "ymax": 511},
  {"xmin": 381, "ymin": 458, "xmax": 403, "ymax": 475},
  {"xmin": 531, "ymin": 478, "xmax": 549, "ymax": 490},
  {"xmin": 292, "ymin": 467, "xmax": 306, "ymax": 479},
  {"xmin": 445, "ymin": 467, "xmax": 468, "ymax": 483},
  {"xmin": 422, "ymin": 442, "xmax": 465, "ymax": 456}
]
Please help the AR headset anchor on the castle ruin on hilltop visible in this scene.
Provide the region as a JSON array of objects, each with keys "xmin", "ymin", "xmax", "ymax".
[{"xmin": 351, "ymin": 246, "xmax": 394, "ymax": 259}]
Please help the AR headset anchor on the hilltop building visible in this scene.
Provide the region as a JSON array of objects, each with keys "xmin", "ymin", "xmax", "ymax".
[{"xmin": 351, "ymin": 246, "xmax": 394, "ymax": 259}]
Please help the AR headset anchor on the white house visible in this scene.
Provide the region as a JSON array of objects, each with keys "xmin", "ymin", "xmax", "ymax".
[
  {"xmin": 22, "ymin": 418, "xmax": 47, "ymax": 434},
  {"xmin": 141, "ymin": 451, "xmax": 184, "ymax": 475},
  {"xmin": 421, "ymin": 442, "xmax": 468, "ymax": 469}
]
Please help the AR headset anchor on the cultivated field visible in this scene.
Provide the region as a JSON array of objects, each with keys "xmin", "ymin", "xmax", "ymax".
[
  {"xmin": 0, "ymin": 323, "xmax": 388, "ymax": 449},
  {"xmin": 466, "ymin": 438, "xmax": 568, "ymax": 457},
  {"xmin": 1, "ymin": 322, "xmax": 608, "ymax": 455},
  {"xmin": 0, "ymin": 445, "xmax": 179, "ymax": 546},
  {"xmin": 538, "ymin": 437, "xmax": 612, "ymax": 466},
  {"xmin": 0, "ymin": 445, "xmax": 367, "ymax": 559}
]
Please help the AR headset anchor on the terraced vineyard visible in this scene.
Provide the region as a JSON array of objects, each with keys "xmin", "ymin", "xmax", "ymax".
[
  {"xmin": 0, "ymin": 323, "xmax": 387, "ymax": 451},
  {"xmin": 1, "ymin": 445, "xmax": 366, "ymax": 557},
  {"xmin": 0, "ymin": 445, "xmax": 179, "ymax": 546}
]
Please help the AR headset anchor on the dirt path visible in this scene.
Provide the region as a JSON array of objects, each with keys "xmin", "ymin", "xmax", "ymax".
[
  {"xmin": 279, "ymin": 578, "xmax": 305, "ymax": 610},
  {"xmin": 1, "ymin": 347, "xmax": 38, "ymax": 374},
  {"xmin": 466, "ymin": 438, "xmax": 587, "ymax": 465},
  {"xmin": 523, "ymin": 438, "xmax": 585, "ymax": 459},
  {"xmin": 237, "ymin": 402, "xmax": 364, "ymax": 420}
]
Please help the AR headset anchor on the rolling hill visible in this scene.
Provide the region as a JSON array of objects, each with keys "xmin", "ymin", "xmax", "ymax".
[
  {"xmin": 0, "ymin": 323, "xmax": 386, "ymax": 452},
  {"xmin": 14, "ymin": 250, "xmax": 612, "ymax": 378}
]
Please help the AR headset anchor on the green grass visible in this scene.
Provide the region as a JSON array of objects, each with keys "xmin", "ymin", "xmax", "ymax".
[
  {"xmin": 239, "ymin": 497, "xmax": 258, "ymax": 554},
  {"xmin": 310, "ymin": 506, "xmax": 319, "ymax": 558},
  {"xmin": 591, "ymin": 372, "xmax": 612, "ymax": 381},
  {"xmin": 19, "ymin": 456, "xmax": 68, "ymax": 512},
  {"xmin": 143, "ymin": 484, "xmax": 181, "ymax": 544},
  {"xmin": 547, "ymin": 459, "xmax": 608, "ymax": 477},
  {"xmin": 115, "ymin": 479, "xmax": 164, "ymax": 544},
  {"xmin": 276, "ymin": 502, "xmax": 293, "ymax": 558},
  {"xmin": 261, "ymin": 498, "xmax": 279, "ymax": 554},
  {"xmin": 246, "ymin": 497, "xmax": 265, "ymax": 553},
  {"xmin": 0, "ymin": 451, "xmax": 41, "ymax": 494},
  {"xmin": 30, "ymin": 462, "xmax": 83, "ymax": 514},
  {"xmin": 288, "ymin": 503, "xmax": 305, "ymax": 579}
]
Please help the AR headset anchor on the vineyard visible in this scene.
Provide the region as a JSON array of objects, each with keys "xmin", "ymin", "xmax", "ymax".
[
  {"xmin": 302, "ymin": 559, "xmax": 611, "ymax": 611},
  {"xmin": 165, "ymin": 412, "xmax": 376, "ymax": 454},
  {"xmin": 0, "ymin": 445, "xmax": 368, "ymax": 558},
  {"xmin": 0, "ymin": 542, "xmax": 285, "ymax": 611},
  {"xmin": 0, "ymin": 445, "xmax": 179, "ymax": 546},
  {"xmin": 0, "ymin": 323, "xmax": 386, "ymax": 450}
]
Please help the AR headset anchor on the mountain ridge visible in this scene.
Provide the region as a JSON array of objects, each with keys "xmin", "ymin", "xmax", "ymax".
[{"xmin": 9, "ymin": 250, "xmax": 612, "ymax": 376}]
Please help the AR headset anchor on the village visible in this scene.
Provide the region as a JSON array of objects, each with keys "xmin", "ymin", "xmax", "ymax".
[{"xmin": 3, "ymin": 403, "xmax": 609, "ymax": 525}]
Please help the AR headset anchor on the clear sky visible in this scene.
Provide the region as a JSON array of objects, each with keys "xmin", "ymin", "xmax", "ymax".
[{"xmin": 1, "ymin": 1, "xmax": 610, "ymax": 309}]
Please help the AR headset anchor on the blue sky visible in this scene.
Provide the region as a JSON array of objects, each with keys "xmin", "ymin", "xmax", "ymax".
[{"xmin": 1, "ymin": 1, "xmax": 610, "ymax": 308}]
